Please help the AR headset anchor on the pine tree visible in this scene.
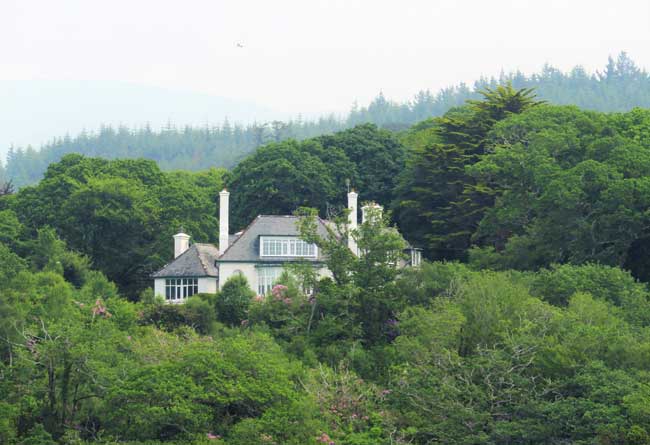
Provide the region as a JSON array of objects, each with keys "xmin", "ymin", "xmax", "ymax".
[{"xmin": 396, "ymin": 84, "xmax": 542, "ymax": 260}]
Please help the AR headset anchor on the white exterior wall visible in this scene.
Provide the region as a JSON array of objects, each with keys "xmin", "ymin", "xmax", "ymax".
[
  {"xmin": 316, "ymin": 266, "xmax": 333, "ymax": 280},
  {"xmin": 198, "ymin": 277, "xmax": 218, "ymax": 294},
  {"xmin": 156, "ymin": 265, "xmax": 331, "ymax": 301},
  {"xmin": 154, "ymin": 277, "xmax": 218, "ymax": 301},
  {"xmin": 219, "ymin": 262, "xmax": 332, "ymax": 294},
  {"xmin": 154, "ymin": 278, "xmax": 165, "ymax": 298},
  {"xmin": 218, "ymin": 262, "xmax": 259, "ymax": 291}
]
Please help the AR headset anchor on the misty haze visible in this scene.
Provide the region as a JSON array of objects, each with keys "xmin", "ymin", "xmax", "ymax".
[{"xmin": 2, "ymin": 1, "xmax": 650, "ymax": 444}]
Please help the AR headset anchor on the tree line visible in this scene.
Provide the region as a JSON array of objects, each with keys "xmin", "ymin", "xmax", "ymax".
[
  {"xmin": 6, "ymin": 84, "xmax": 650, "ymax": 292},
  {"xmin": 3, "ymin": 52, "xmax": 650, "ymax": 187}
]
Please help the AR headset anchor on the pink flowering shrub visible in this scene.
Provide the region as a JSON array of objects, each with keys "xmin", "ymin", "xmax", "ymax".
[
  {"xmin": 91, "ymin": 298, "xmax": 112, "ymax": 319},
  {"xmin": 271, "ymin": 284, "xmax": 290, "ymax": 303},
  {"xmin": 206, "ymin": 432, "xmax": 221, "ymax": 440},
  {"xmin": 317, "ymin": 432, "xmax": 335, "ymax": 444}
]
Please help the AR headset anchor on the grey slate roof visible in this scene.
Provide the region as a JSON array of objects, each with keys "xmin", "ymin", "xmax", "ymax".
[
  {"xmin": 152, "ymin": 243, "xmax": 220, "ymax": 278},
  {"xmin": 218, "ymin": 215, "xmax": 330, "ymax": 263}
]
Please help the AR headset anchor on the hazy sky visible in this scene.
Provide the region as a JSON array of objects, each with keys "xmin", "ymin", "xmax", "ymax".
[{"xmin": 2, "ymin": 0, "xmax": 650, "ymax": 115}]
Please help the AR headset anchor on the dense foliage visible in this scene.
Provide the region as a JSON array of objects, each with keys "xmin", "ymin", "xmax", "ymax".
[
  {"xmin": 394, "ymin": 84, "xmax": 543, "ymax": 260},
  {"xmin": 226, "ymin": 124, "xmax": 405, "ymax": 230},
  {"xmin": 396, "ymin": 98, "xmax": 650, "ymax": 282},
  {"xmin": 5, "ymin": 53, "xmax": 650, "ymax": 188},
  {"xmin": 5, "ymin": 66, "xmax": 650, "ymax": 442},
  {"xmin": 4, "ymin": 199, "xmax": 650, "ymax": 444},
  {"xmin": 4, "ymin": 155, "xmax": 225, "ymax": 297}
]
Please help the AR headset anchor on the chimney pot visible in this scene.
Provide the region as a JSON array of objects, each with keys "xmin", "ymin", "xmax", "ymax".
[{"xmin": 173, "ymin": 232, "xmax": 190, "ymax": 258}]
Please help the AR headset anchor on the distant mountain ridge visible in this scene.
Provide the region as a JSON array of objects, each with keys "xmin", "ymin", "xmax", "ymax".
[{"xmin": 3, "ymin": 52, "xmax": 650, "ymax": 187}]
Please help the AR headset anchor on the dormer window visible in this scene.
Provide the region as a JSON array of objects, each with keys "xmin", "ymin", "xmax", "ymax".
[{"xmin": 260, "ymin": 236, "xmax": 317, "ymax": 258}]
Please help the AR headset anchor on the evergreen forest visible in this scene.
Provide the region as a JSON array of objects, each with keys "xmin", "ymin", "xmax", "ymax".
[{"xmin": 4, "ymin": 52, "xmax": 650, "ymax": 187}]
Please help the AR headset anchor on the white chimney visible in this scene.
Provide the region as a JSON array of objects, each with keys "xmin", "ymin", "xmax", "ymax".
[
  {"xmin": 347, "ymin": 190, "xmax": 358, "ymax": 255},
  {"xmin": 219, "ymin": 189, "xmax": 230, "ymax": 253},
  {"xmin": 173, "ymin": 232, "xmax": 190, "ymax": 258},
  {"xmin": 362, "ymin": 203, "xmax": 383, "ymax": 224}
]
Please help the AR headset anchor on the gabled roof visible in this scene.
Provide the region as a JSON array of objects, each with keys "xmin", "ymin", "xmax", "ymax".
[
  {"xmin": 218, "ymin": 215, "xmax": 330, "ymax": 263},
  {"xmin": 152, "ymin": 243, "xmax": 220, "ymax": 278}
]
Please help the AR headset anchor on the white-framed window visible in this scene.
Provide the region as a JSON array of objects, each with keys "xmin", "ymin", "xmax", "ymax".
[
  {"xmin": 258, "ymin": 267, "xmax": 283, "ymax": 295},
  {"xmin": 260, "ymin": 236, "xmax": 317, "ymax": 258},
  {"xmin": 165, "ymin": 278, "xmax": 199, "ymax": 302}
]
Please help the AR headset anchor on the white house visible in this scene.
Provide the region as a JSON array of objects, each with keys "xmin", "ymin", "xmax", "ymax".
[{"xmin": 152, "ymin": 189, "xmax": 421, "ymax": 303}]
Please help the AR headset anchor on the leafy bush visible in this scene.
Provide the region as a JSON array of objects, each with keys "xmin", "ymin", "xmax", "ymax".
[{"xmin": 215, "ymin": 274, "xmax": 255, "ymax": 326}]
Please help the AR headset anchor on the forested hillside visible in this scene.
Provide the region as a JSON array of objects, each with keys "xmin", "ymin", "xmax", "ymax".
[
  {"xmin": 3, "ymin": 201, "xmax": 650, "ymax": 444},
  {"xmin": 349, "ymin": 52, "xmax": 650, "ymax": 126},
  {"xmin": 0, "ymin": 117, "xmax": 344, "ymax": 187},
  {"xmin": 5, "ymin": 84, "xmax": 650, "ymax": 444},
  {"xmin": 3, "ymin": 52, "xmax": 650, "ymax": 187}
]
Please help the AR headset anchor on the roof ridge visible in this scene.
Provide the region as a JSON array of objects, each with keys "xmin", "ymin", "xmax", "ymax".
[
  {"xmin": 151, "ymin": 243, "xmax": 204, "ymax": 278},
  {"xmin": 257, "ymin": 214, "xmax": 299, "ymax": 218},
  {"xmin": 173, "ymin": 243, "xmax": 197, "ymax": 260},
  {"xmin": 195, "ymin": 248, "xmax": 210, "ymax": 275},
  {"xmin": 218, "ymin": 215, "xmax": 261, "ymax": 257}
]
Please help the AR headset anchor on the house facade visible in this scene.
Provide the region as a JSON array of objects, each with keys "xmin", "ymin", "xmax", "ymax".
[{"xmin": 152, "ymin": 189, "xmax": 421, "ymax": 303}]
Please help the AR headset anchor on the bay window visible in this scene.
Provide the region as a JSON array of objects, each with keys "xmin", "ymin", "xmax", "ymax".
[{"xmin": 165, "ymin": 278, "xmax": 199, "ymax": 302}]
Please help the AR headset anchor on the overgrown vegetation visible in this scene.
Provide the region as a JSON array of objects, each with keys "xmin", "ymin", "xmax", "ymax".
[
  {"xmin": 5, "ymin": 69, "xmax": 650, "ymax": 443},
  {"xmin": 3, "ymin": 201, "xmax": 650, "ymax": 444}
]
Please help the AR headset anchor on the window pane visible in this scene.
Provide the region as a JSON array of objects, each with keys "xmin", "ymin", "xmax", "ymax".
[{"xmin": 261, "ymin": 237, "xmax": 316, "ymax": 257}]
